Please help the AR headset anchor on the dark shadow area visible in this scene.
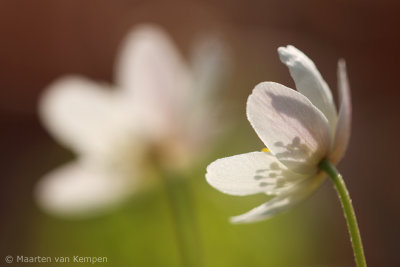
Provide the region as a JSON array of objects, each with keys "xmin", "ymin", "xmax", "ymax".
[{"xmin": 253, "ymin": 158, "xmax": 308, "ymax": 195}]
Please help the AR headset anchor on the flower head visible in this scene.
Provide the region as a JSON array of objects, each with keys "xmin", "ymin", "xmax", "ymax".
[
  {"xmin": 206, "ymin": 45, "xmax": 351, "ymax": 223},
  {"xmin": 36, "ymin": 24, "xmax": 227, "ymax": 218}
]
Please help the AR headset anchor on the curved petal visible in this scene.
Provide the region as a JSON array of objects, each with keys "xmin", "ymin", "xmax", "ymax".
[
  {"xmin": 278, "ymin": 45, "xmax": 337, "ymax": 133},
  {"xmin": 39, "ymin": 76, "xmax": 132, "ymax": 156},
  {"xmin": 115, "ymin": 24, "xmax": 191, "ymax": 139},
  {"xmin": 183, "ymin": 38, "xmax": 229, "ymax": 152},
  {"xmin": 34, "ymin": 161, "xmax": 134, "ymax": 218},
  {"xmin": 206, "ymin": 151, "xmax": 307, "ymax": 196},
  {"xmin": 330, "ymin": 60, "xmax": 352, "ymax": 164},
  {"xmin": 247, "ymin": 82, "xmax": 331, "ymax": 174},
  {"xmin": 230, "ymin": 173, "xmax": 326, "ymax": 223},
  {"xmin": 190, "ymin": 37, "xmax": 229, "ymax": 99}
]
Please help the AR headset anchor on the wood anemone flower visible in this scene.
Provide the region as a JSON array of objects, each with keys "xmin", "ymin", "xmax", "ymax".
[
  {"xmin": 206, "ymin": 45, "xmax": 351, "ymax": 223},
  {"xmin": 35, "ymin": 24, "xmax": 226, "ymax": 218}
]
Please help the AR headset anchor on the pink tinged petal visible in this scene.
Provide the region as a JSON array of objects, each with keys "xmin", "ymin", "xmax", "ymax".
[
  {"xmin": 39, "ymin": 76, "xmax": 132, "ymax": 157},
  {"xmin": 185, "ymin": 38, "xmax": 229, "ymax": 150},
  {"xmin": 330, "ymin": 60, "xmax": 352, "ymax": 164},
  {"xmin": 190, "ymin": 37, "xmax": 229, "ymax": 98},
  {"xmin": 230, "ymin": 173, "xmax": 326, "ymax": 223},
  {"xmin": 247, "ymin": 82, "xmax": 331, "ymax": 174},
  {"xmin": 34, "ymin": 161, "xmax": 134, "ymax": 218},
  {"xmin": 115, "ymin": 24, "xmax": 191, "ymax": 140},
  {"xmin": 206, "ymin": 152, "xmax": 307, "ymax": 196},
  {"xmin": 278, "ymin": 45, "xmax": 338, "ymax": 133}
]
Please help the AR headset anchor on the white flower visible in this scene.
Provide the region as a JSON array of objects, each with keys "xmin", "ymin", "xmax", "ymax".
[
  {"xmin": 206, "ymin": 45, "xmax": 351, "ymax": 223},
  {"xmin": 36, "ymin": 24, "xmax": 226, "ymax": 218}
]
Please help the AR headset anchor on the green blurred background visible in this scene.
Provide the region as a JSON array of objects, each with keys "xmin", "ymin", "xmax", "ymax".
[{"xmin": 1, "ymin": 0, "xmax": 400, "ymax": 266}]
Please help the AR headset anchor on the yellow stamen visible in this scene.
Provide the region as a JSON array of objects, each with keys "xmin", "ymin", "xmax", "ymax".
[{"xmin": 261, "ymin": 148, "xmax": 270, "ymax": 152}]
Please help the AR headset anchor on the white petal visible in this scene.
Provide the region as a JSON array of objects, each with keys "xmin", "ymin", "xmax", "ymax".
[
  {"xmin": 278, "ymin": 45, "xmax": 337, "ymax": 133},
  {"xmin": 115, "ymin": 24, "xmax": 191, "ymax": 139},
  {"xmin": 35, "ymin": 161, "xmax": 134, "ymax": 218},
  {"xmin": 39, "ymin": 76, "xmax": 132, "ymax": 156},
  {"xmin": 206, "ymin": 151, "xmax": 307, "ymax": 196},
  {"xmin": 230, "ymin": 173, "xmax": 326, "ymax": 223},
  {"xmin": 184, "ymin": 38, "xmax": 229, "ymax": 151},
  {"xmin": 330, "ymin": 60, "xmax": 352, "ymax": 164},
  {"xmin": 190, "ymin": 37, "xmax": 229, "ymax": 98},
  {"xmin": 247, "ymin": 82, "xmax": 331, "ymax": 174}
]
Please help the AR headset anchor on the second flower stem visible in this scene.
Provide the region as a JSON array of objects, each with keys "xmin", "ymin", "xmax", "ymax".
[
  {"xmin": 162, "ymin": 171, "xmax": 202, "ymax": 267},
  {"xmin": 163, "ymin": 175, "xmax": 191, "ymax": 267},
  {"xmin": 319, "ymin": 159, "xmax": 367, "ymax": 267}
]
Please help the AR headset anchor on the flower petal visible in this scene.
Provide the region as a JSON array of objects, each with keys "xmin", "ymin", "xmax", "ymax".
[
  {"xmin": 278, "ymin": 45, "xmax": 337, "ymax": 133},
  {"xmin": 34, "ymin": 161, "xmax": 134, "ymax": 218},
  {"xmin": 190, "ymin": 37, "xmax": 229, "ymax": 99},
  {"xmin": 206, "ymin": 151, "xmax": 307, "ymax": 196},
  {"xmin": 330, "ymin": 60, "xmax": 352, "ymax": 164},
  {"xmin": 230, "ymin": 173, "xmax": 326, "ymax": 223},
  {"xmin": 39, "ymin": 76, "xmax": 132, "ymax": 156},
  {"xmin": 115, "ymin": 24, "xmax": 191, "ymax": 139},
  {"xmin": 247, "ymin": 82, "xmax": 331, "ymax": 174},
  {"xmin": 184, "ymin": 38, "xmax": 229, "ymax": 152}
]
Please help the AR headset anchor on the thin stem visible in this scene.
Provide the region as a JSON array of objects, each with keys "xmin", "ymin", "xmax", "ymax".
[
  {"xmin": 162, "ymin": 171, "xmax": 203, "ymax": 267},
  {"xmin": 319, "ymin": 159, "xmax": 367, "ymax": 267},
  {"xmin": 179, "ymin": 177, "xmax": 204, "ymax": 267},
  {"xmin": 162, "ymin": 176, "xmax": 191, "ymax": 267}
]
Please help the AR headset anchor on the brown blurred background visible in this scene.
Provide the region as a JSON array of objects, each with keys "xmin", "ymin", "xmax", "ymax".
[{"xmin": 1, "ymin": 0, "xmax": 400, "ymax": 266}]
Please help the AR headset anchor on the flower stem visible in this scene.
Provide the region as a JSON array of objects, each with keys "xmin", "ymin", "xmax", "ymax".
[
  {"xmin": 163, "ymin": 176, "xmax": 191, "ymax": 267},
  {"xmin": 319, "ymin": 159, "xmax": 367, "ymax": 267},
  {"xmin": 162, "ymin": 172, "xmax": 202, "ymax": 267}
]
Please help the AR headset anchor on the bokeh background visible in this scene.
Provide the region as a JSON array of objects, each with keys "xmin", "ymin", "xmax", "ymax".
[{"xmin": 1, "ymin": 0, "xmax": 400, "ymax": 266}]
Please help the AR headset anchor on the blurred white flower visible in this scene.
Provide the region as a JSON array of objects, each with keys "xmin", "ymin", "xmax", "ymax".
[
  {"xmin": 36, "ymin": 24, "xmax": 227, "ymax": 218},
  {"xmin": 206, "ymin": 45, "xmax": 351, "ymax": 223}
]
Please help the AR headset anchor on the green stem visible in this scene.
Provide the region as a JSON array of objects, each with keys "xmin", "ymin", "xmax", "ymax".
[
  {"xmin": 319, "ymin": 159, "xmax": 367, "ymax": 267},
  {"xmin": 179, "ymin": 177, "xmax": 204, "ymax": 267},
  {"xmin": 162, "ymin": 171, "xmax": 203, "ymax": 267},
  {"xmin": 163, "ymin": 176, "xmax": 191, "ymax": 267}
]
